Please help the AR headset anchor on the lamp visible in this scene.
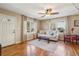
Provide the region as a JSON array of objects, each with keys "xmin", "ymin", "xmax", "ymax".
[{"xmin": 71, "ymin": 28, "xmax": 74, "ymax": 33}]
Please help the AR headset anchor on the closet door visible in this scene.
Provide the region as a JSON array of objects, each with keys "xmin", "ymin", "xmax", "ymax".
[{"xmin": 0, "ymin": 14, "xmax": 16, "ymax": 47}]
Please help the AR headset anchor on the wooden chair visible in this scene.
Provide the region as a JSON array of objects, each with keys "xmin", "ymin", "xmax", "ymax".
[
  {"xmin": 76, "ymin": 35, "xmax": 79, "ymax": 44},
  {"xmin": 71, "ymin": 35, "xmax": 77, "ymax": 44},
  {"xmin": 64, "ymin": 35, "xmax": 71, "ymax": 43}
]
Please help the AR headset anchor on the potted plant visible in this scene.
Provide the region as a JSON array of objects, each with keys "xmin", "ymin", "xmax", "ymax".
[{"xmin": 58, "ymin": 28, "xmax": 64, "ymax": 33}]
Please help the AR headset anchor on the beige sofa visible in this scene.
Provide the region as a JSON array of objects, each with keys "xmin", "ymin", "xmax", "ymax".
[{"xmin": 38, "ymin": 30, "xmax": 59, "ymax": 41}]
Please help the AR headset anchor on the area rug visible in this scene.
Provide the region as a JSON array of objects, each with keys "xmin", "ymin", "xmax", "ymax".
[{"xmin": 28, "ymin": 39, "xmax": 58, "ymax": 52}]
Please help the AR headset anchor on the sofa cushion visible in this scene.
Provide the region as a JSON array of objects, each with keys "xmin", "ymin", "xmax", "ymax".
[
  {"xmin": 39, "ymin": 30, "xmax": 49, "ymax": 35},
  {"xmin": 51, "ymin": 33, "xmax": 54, "ymax": 35}
]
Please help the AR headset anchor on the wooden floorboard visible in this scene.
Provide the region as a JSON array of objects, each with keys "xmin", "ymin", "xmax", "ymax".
[{"xmin": 1, "ymin": 40, "xmax": 79, "ymax": 56}]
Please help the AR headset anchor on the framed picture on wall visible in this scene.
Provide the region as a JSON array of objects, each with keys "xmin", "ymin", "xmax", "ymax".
[{"xmin": 74, "ymin": 20, "xmax": 79, "ymax": 27}]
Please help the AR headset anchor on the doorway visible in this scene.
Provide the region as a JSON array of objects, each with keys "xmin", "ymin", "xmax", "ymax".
[{"xmin": 0, "ymin": 14, "xmax": 16, "ymax": 47}]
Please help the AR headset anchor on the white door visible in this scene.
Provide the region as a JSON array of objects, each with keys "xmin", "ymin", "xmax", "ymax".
[
  {"xmin": 0, "ymin": 14, "xmax": 16, "ymax": 47},
  {"xmin": 0, "ymin": 15, "xmax": 4, "ymax": 47}
]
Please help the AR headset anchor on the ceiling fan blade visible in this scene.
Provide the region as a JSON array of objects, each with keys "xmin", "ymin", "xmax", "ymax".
[
  {"xmin": 51, "ymin": 12, "xmax": 59, "ymax": 15},
  {"xmin": 38, "ymin": 13, "xmax": 45, "ymax": 14},
  {"xmin": 41, "ymin": 15, "xmax": 46, "ymax": 17}
]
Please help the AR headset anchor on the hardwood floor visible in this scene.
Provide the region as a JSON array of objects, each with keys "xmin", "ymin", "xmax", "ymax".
[{"xmin": 1, "ymin": 40, "xmax": 79, "ymax": 56}]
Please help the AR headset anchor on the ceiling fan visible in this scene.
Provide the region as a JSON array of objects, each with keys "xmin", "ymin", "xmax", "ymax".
[{"xmin": 38, "ymin": 8, "xmax": 59, "ymax": 17}]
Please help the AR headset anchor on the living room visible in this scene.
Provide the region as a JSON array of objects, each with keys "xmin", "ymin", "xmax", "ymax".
[{"xmin": 0, "ymin": 3, "xmax": 79, "ymax": 56}]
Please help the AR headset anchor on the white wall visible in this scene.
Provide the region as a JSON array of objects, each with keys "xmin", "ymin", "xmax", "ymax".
[
  {"xmin": 39, "ymin": 14, "xmax": 79, "ymax": 35},
  {"xmin": 39, "ymin": 17, "xmax": 68, "ymax": 34},
  {"xmin": 67, "ymin": 14, "xmax": 79, "ymax": 34}
]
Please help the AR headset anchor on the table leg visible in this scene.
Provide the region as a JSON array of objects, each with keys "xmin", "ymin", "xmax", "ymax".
[
  {"xmin": 64, "ymin": 39, "xmax": 65, "ymax": 43},
  {"xmin": 38, "ymin": 39, "xmax": 41, "ymax": 41},
  {"xmin": 76, "ymin": 40, "xmax": 77, "ymax": 44},
  {"xmin": 48, "ymin": 39, "xmax": 49, "ymax": 43}
]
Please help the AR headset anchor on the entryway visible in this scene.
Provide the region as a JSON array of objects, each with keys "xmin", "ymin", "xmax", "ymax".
[{"xmin": 0, "ymin": 14, "xmax": 16, "ymax": 47}]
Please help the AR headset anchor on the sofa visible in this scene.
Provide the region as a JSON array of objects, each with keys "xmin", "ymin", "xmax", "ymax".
[{"xmin": 38, "ymin": 30, "xmax": 59, "ymax": 41}]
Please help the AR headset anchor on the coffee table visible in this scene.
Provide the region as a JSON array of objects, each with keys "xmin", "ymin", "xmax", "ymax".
[{"xmin": 38, "ymin": 36, "xmax": 50, "ymax": 43}]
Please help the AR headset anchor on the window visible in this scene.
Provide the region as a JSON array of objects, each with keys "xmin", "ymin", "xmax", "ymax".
[
  {"xmin": 26, "ymin": 18, "xmax": 36, "ymax": 33},
  {"xmin": 31, "ymin": 21, "xmax": 34, "ymax": 32},
  {"xmin": 56, "ymin": 21, "xmax": 66, "ymax": 32},
  {"xmin": 56, "ymin": 21, "xmax": 66, "ymax": 29},
  {"xmin": 27, "ymin": 21, "xmax": 30, "ymax": 32}
]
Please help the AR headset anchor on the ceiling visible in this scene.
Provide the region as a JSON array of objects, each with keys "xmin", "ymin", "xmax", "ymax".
[{"xmin": 0, "ymin": 3, "xmax": 79, "ymax": 20}]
